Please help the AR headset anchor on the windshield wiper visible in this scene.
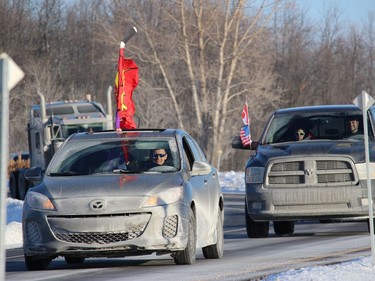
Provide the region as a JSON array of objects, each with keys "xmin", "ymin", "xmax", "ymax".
[{"xmin": 112, "ymin": 169, "xmax": 132, "ymax": 174}]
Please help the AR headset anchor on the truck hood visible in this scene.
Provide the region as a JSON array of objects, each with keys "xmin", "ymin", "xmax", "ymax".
[{"xmin": 253, "ymin": 140, "xmax": 374, "ymax": 166}]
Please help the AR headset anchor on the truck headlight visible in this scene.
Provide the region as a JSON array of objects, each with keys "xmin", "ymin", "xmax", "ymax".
[
  {"xmin": 143, "ymin": 188, "xmax": 182, "ymax": 207},
  {"xmin": 355, "ymin": 163, "xmax": 375, "ymax": 180},
  {"xmin": 246, "ymin": 167, "xmax": 265, "ymax": 184},
  {"xmin": 26, "ymin": 191, "xmax": 56, "ymax": 211}
]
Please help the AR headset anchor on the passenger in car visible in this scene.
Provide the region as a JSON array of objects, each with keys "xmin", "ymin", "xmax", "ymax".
[
  {"xmin": 295, "ymin": 128, "xmax": 306, "ymax": 141},
  {"xmin": 347, "ymin": 117, "xmax": 360, "ymax": 135},
  {"xmin": 295, "ymin": 128, "xmax": 313, "ymax": 141}
]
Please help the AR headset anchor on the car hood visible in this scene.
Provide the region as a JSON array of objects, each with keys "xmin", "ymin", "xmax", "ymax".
[
  {"xmin": 41, "ymin": 173, "xmax": 183, "ymax": 197},
  {"xmin": 253, "ymin": 140, "xmax": 374, "ymax": 166},
  {"xmin": 30, "ymin": 173, "xmax": 184, "ymax": 213}
]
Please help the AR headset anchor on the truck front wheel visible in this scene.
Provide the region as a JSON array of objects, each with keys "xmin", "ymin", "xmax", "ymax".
[
  {"xmin": 245, "ymin": 202, "xmax": 269, "ymax": 238},
  {"xmin": 273, "ymin": 221, "xmax": 295, "ymax": 235}
]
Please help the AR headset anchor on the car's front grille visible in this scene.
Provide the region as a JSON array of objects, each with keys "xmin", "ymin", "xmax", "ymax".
[
  {"xmin": 48, "ymin": 213, "xmax": 150, "ymax": 245},
  {"xmin": 54, "ymin": 228, "xmax": 144, "ymax": 244},
  {"xmin": 266, "ymin": 157, "xmax": 356, "ymax": 187}
]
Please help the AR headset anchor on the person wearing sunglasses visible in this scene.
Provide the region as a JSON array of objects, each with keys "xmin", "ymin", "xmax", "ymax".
[
  {"xmin": 295, "ymin": 128, "xmax": 306, "ymax": 141},
  {"xmin": 151, "ymin": 149, "xmax": 168, "ymax": 166}
]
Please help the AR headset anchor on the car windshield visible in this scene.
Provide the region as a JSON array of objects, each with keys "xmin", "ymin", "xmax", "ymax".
[
  {"xmin": 47, "ymin": 138, "xmax": 180, "ymax": 175},
  {"xmin": 264, "ymin": 111, "xmax": 374, "ymax": 144}
]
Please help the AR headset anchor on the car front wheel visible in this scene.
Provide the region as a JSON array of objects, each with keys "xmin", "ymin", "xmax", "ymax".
[
  {"xmin": 24, "ymin": 255, "xmax": 52, "ymax": 271},
  {"xmin": 173, "ymin": 208, "xmax": 196, "ymax": 265}
]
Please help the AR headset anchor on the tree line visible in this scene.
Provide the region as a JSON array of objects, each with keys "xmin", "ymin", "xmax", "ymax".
[{"xmin": 1, "ymin": 0, "xmax": 374, "ymax": 171}]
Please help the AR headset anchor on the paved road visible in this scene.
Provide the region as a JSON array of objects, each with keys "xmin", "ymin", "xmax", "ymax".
[{"xmin": 5, "ymin": 194, "xmax": 371, "ymax": 281}]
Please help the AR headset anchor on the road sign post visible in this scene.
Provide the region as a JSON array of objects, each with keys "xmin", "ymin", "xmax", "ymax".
[
  {"xmin": 353, "ymin": 90, "xmax": 375, "ymax": 266},
  {"xmin": 0, "ymin": 53, "xmax": 24, "ymax": 280}
]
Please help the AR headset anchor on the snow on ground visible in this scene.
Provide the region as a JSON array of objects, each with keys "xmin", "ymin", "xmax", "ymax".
[{"xmin": 4, "ymin": 171, "xmax": 375, "ymax": 280}]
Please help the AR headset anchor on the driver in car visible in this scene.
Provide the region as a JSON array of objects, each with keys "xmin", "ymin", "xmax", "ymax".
[{"xmin": 151, "ymin": 149, "xmax": 168, "ymax": 166}]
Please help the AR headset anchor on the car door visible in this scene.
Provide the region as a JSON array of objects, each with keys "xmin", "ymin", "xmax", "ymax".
[{"xmin": 182, "ymin": 135, "xmax": 215, "ymax": 239}]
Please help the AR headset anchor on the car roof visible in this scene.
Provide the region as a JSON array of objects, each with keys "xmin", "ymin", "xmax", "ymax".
[
  {"xmin": 67, "ymin": 128, "xmax": 185, "ymax": 141},
  {"xmin": 273, "ymin": 105, "xmax": 363, "ymax": 116}
]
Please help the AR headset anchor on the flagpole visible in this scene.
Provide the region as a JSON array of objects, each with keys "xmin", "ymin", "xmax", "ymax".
[{"xmin": 246, "ymin": 101, "xmax": 251, "ymax": 149}]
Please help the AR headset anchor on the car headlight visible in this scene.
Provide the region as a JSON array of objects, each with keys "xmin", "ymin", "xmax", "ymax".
[
  {"xmin": 26, "ymin": 191, "xmax": 56, "ymax": 211},
  {"xmin": 143, "ymin": 188, "xmax": 182, "ymax": 207},
  {"xmin": 245, "ymin": 167, "xmax": 265, "ymax": 183}
]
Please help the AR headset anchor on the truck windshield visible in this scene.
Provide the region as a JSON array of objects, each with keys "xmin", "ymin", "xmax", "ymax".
[
  {"xmin": 61, "ymin": 123, "xmax": 105, "ymax": 138},
  {"xmin": 264, "ymin": 112, "xmax": 374, "ymax": 144}
]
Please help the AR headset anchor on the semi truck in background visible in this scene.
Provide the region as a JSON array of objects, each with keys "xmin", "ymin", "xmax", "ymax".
[{"xmin": 8, "ymin": 89, "xmax": 114, "ymax": 200}]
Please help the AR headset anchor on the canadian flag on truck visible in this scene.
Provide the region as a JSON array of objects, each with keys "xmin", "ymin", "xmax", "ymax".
[{"xmin": 240, "ymin": 102, "xmax": 252, "ymax": 147}]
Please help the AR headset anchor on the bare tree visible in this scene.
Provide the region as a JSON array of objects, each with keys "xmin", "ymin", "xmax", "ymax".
[
  {"xmin": 100, "ymin": 0, "xmax": 281, "ymax": 167},
  {"xmin": 3, "ymin": 0, "xmax": 375, "ymax": 171}
]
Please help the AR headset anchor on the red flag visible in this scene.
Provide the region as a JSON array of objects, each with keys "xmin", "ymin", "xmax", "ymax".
[{"xmin": 115, "ymin": 41, "xmax": 139, "ymax": 130}]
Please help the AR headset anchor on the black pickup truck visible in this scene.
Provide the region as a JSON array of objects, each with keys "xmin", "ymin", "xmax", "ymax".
[{"xmin": 232, "ymin": 105, "xmax": 375, "ymax": 238}]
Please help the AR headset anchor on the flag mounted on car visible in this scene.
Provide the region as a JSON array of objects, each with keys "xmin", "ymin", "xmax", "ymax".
[
  {"xmin": 240, "ymin": 125, "xmax": 251, "ymax": 147},
  {"xmin": 240, "ymin": 102, "xmax": 251, "ymax": 147},
  {"xmin": 242, "ymin": 103, "xmax": 249, "ymax": 125},
  {"xmin": 115, "ymin": 41, "xmax": 139, "ymax": 130}
]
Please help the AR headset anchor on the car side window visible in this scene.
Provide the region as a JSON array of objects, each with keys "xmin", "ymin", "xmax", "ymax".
[
  {"xmin": 182, "ymin": 137, "xmax": 195, "ymax": 171},
  {"xmin": 182, "ymin": 135, "xmax": 209, "ymax": 171},
  {"xmin": 188, "ymin": 137, "xmax": 208, "ymax": 162}
]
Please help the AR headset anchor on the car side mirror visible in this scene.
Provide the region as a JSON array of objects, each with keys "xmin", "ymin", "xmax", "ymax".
[
  {"xmin": 24, "ymin": 167, "xmax": 43, "ymax": 182},
  {"xmin": 231, "ymin": 136, "xmax": 258, "ymax": 150},
  {"xmin": 191, "ymin": 161, "xmax": 211, "ymax": 176}
]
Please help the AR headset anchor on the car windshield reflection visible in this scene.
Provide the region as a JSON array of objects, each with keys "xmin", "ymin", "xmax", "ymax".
[{"xmin": 47, "ymin": 138, "xmax": 180, "ymax": 176}]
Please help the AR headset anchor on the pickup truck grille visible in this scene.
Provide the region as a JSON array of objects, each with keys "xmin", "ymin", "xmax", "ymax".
[{"xmin": 266, "ymin": 157, "xmax": 356, "ymax": 187}]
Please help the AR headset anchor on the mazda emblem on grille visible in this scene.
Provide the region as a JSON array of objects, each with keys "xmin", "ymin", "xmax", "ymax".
[
  {"xmin": 90, "ymin": 200, "xmax": 105, "ymax": 210},
  {"xmin": 304, "ymin": 168, "xmax": 313, "ymax": 176}
]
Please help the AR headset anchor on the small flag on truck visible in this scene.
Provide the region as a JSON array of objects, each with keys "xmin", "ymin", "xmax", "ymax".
[{"xmin": 240, "ymin": 102, "xmax": 252, "ymax": 147}]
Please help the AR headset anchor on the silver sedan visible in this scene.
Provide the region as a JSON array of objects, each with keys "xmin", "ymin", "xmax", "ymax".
[{"xmin": 22, "ymin": 129, "xmax": 224, "ymax": 270}]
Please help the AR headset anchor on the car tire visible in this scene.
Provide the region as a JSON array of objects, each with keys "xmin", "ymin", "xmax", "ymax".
[
  {"xmin": 9, "ymin": 171, "xmax": 19, "ymax": 199},
  {"xmin": 273, "ymin": 221, "xmax": 295, "ymax": 235},
  {"xmin": 202, "ymin": 209, "xmax": 224, "ymax": 259},
  {"xmin": 24, "ymin": 255, "xmax": 51, "ymax": 271},
  {"xmin": 173, "ymin": 208, "xmax": 196, "ymax": 265},
  {"xmin": 245, "ymin": 202, "xmax": 269, "ymax": 238},
  {"xmin": 65, "ymin": 256, "xmax": 85, "ymax": 264}
]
